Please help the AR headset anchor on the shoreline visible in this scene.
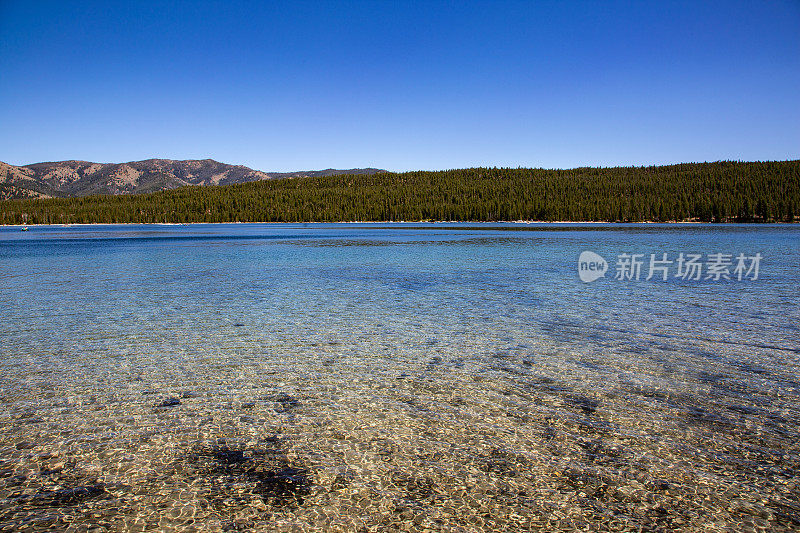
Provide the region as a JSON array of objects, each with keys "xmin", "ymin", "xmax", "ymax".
[{"xmin": 3, "ymin": 220, "xmax": 797, "ymax": 228}]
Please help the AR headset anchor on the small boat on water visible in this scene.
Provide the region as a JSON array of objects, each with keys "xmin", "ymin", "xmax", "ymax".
[{"xmin": 21, "ymin": 226, "xmax": 29, "ymax": 231}]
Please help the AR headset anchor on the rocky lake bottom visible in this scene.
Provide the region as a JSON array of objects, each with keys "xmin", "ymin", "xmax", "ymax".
[{"xmin": 1, "ymin": 223, "xmax": 798, "ymax": 531}]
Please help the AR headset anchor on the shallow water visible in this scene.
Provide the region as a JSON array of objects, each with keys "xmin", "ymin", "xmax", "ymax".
[{"xmin": 1, "ymin": 223, "xmax": 798, "ymax": 532}]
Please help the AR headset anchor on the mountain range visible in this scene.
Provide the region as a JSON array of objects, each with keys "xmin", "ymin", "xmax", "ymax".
[{"xmin": 0, "ymin": 159, "xmax": 384, "ymax": 199}]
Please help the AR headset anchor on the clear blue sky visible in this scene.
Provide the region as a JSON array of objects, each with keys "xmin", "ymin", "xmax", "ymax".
[{"xmin": 1, "ymin": 1, "xmax": 798, "ymax": 172}]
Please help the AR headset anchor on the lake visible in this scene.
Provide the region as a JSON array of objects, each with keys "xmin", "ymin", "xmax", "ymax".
[{"xmin": 1, "ymin": 223, "xmax": 798, "ymax": 532}]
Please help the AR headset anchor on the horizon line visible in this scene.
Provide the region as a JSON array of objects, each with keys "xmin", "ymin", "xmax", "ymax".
[{"xmin": 3, "ymin": 157, "xmax": 799, "ymax": 175}]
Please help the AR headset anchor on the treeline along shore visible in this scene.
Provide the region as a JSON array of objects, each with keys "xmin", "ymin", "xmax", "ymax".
[{"xmin": 1, "ymin": 161, "xmax": 798, "ymax": 224}]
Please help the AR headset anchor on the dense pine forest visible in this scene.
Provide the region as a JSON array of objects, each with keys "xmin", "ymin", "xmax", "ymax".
[{"xmin": 1, "ymin": 161, "xmax": 798, "ymax": 224}]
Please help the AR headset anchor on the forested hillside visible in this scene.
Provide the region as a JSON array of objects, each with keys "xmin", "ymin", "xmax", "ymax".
[{"xmin": 1, "ymin": 161, "xmax": 797, "ymax": 224}]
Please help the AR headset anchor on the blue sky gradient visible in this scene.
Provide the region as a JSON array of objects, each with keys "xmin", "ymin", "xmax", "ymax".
[{"xmin": 1, "ymin": 1, "xmax": 798, "ymax": 171}]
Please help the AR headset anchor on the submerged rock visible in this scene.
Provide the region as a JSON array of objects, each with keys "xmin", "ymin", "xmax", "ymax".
[
  {"xmin": 570, "ymin": 396, "xmax": 600, "ymax": 414},
  {"xmin": 215, "ymin": 447, "xmax": 249, "ymax": 464},
  {"xmin": 176, "ymin": 442, "xmax": 312, "ymax": 507},
  {"xmin": 268, "ymin": 392, "xmax": 300, "ymax": 412},
  {"xmin": 156, "ymin": 397, "xmax": 181, "ymax": 408},
  {"xmin": 41, "ymin": 483, "xmax": 106, "ymax": 505},
  {"xmin": 256, "ymin": 467, "xmax": 310, "ymax": 502},
  {"xmin": 11, "ymin": 483, "xmax": 106, "ymax": 507}
]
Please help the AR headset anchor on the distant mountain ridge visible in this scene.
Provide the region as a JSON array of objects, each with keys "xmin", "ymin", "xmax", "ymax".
[{"xmin": 0, "ymin": 159, "xmax": 384, "ymax": 199}]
